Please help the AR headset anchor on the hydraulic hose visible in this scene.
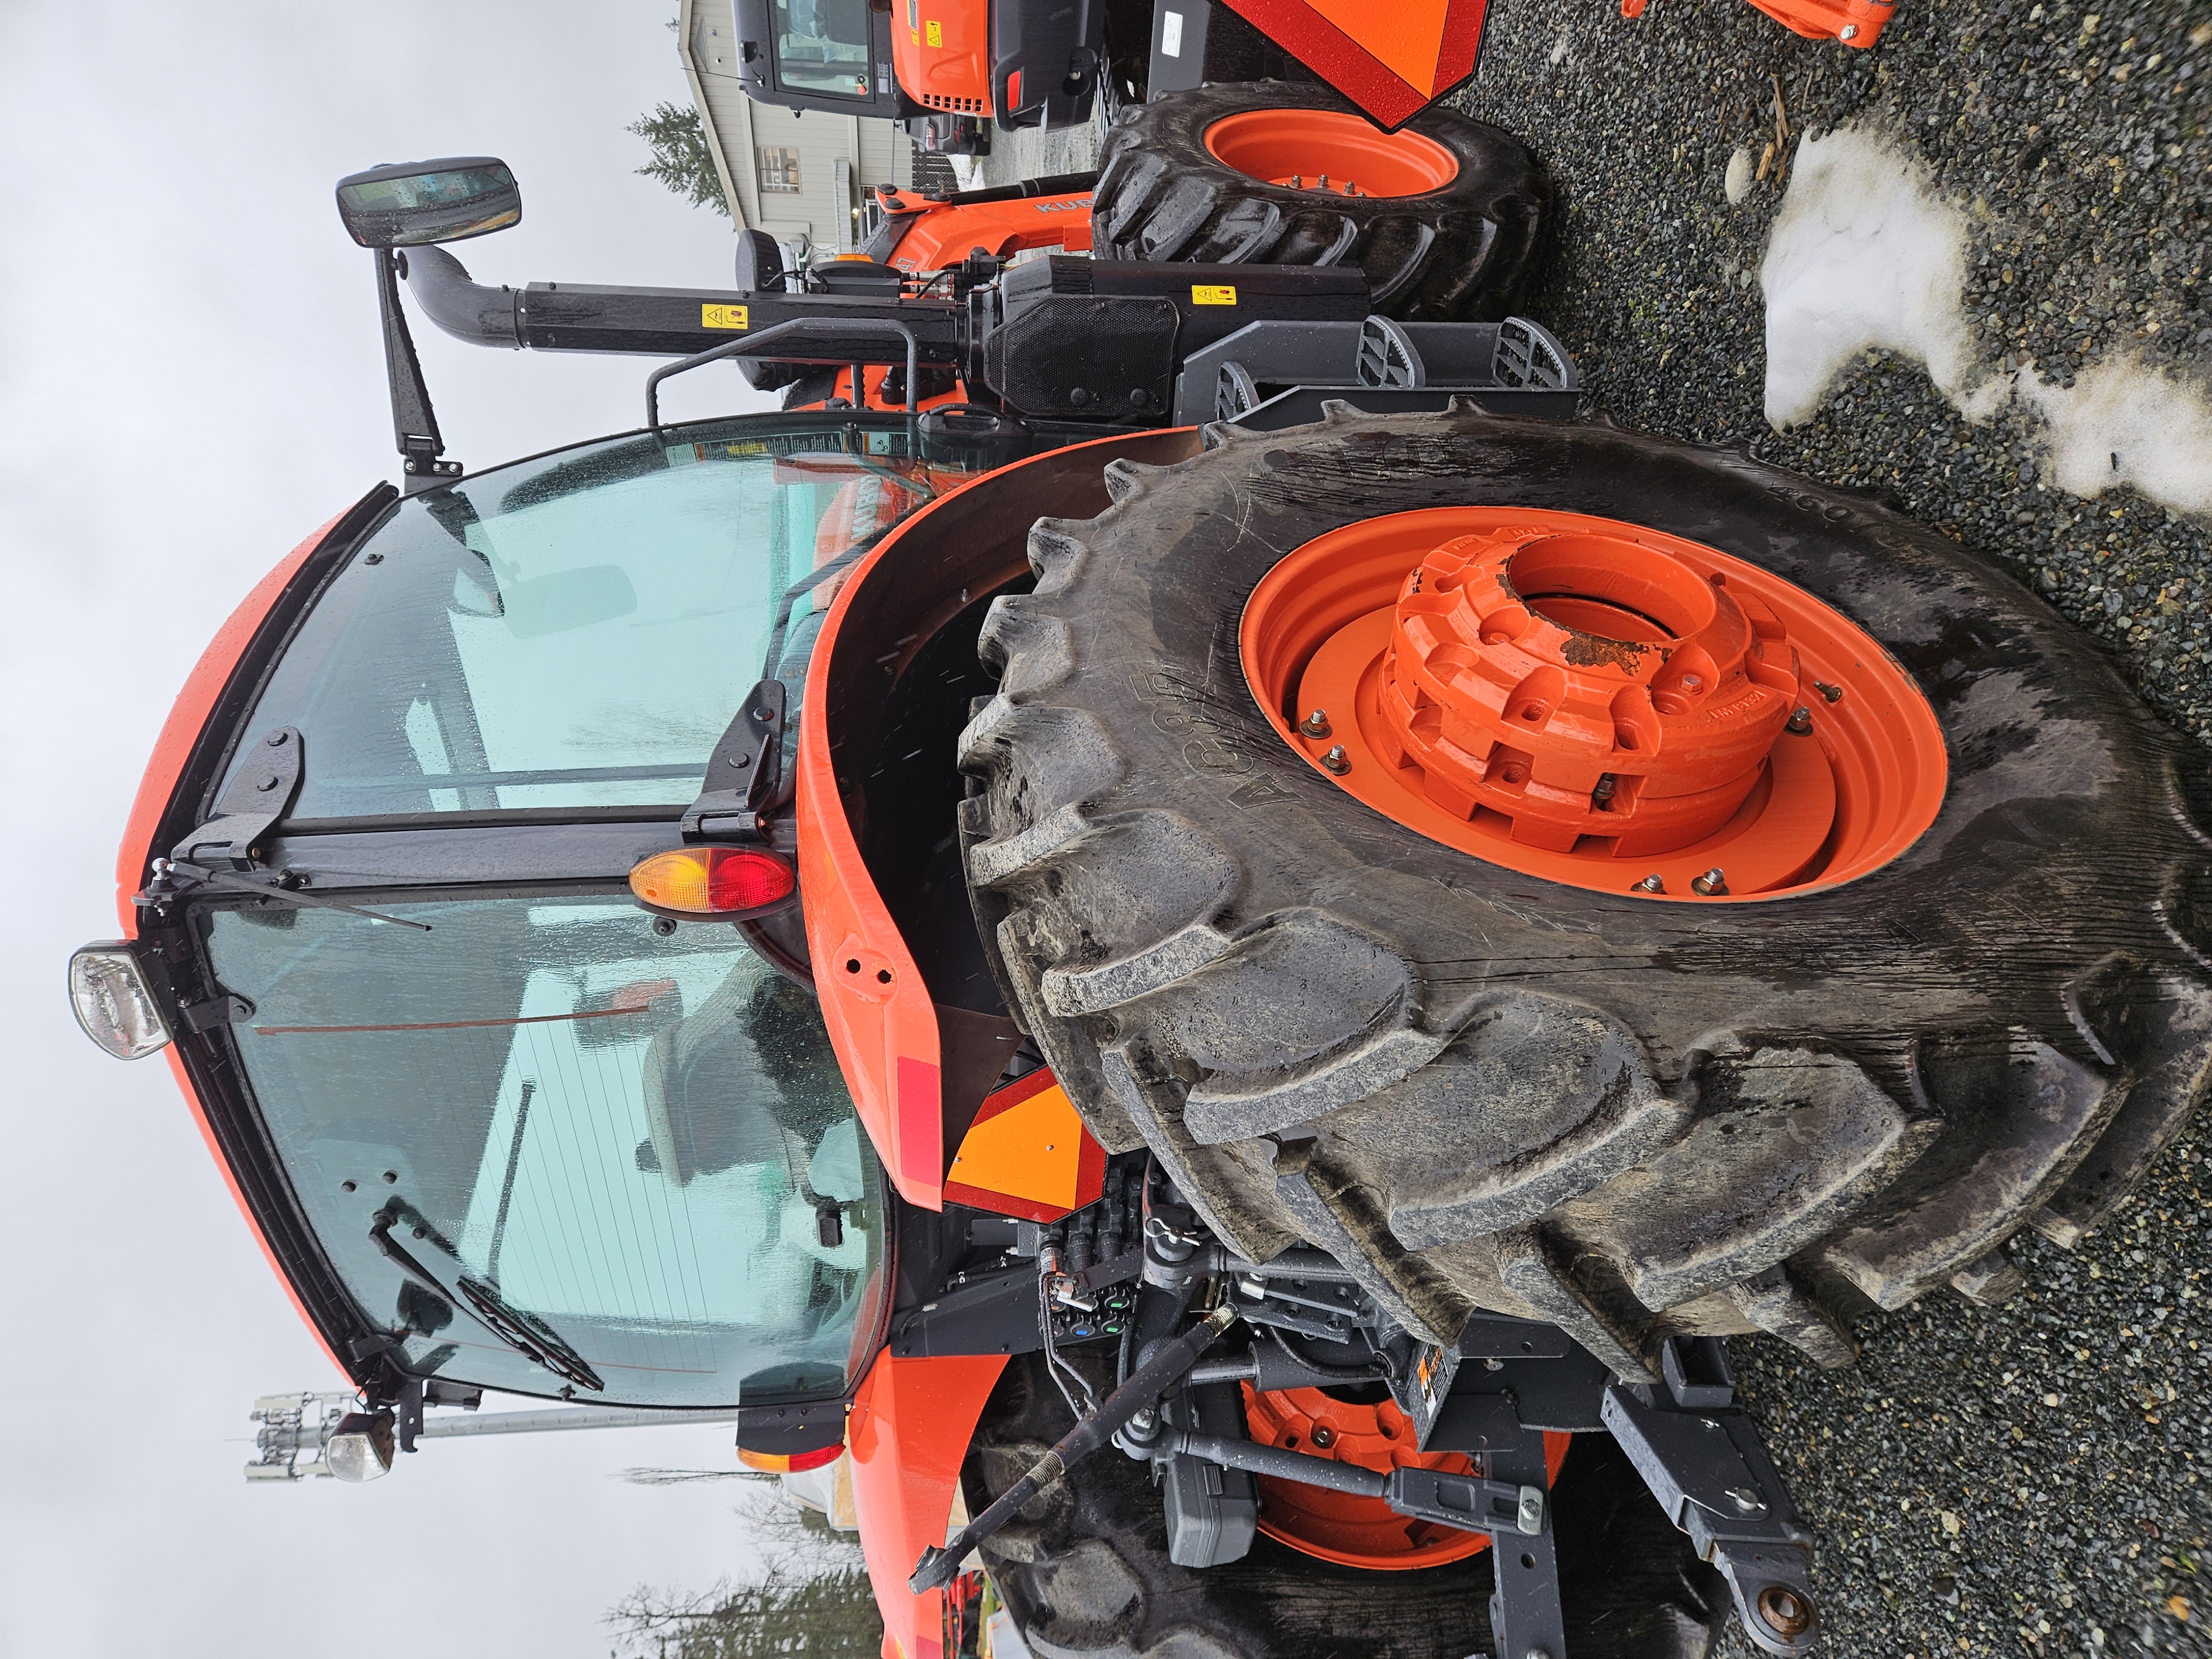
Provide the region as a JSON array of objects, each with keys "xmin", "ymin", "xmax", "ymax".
[{"xmin": 909, "ymin": 1303, "xmax": 1238, "ymax": 1594}]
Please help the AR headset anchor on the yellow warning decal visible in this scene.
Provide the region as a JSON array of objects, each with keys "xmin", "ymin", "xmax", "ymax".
[
  {"xmin": 701, "ymin": 303, "xmax": 750, "ymax": 331},
  {"xmin": 1191, "ymin": 284, "xmax": 1238, "ymax": 306},
  {"xmin": 925, "ymin": 19, "xmax": 942, "ymax": 46}
]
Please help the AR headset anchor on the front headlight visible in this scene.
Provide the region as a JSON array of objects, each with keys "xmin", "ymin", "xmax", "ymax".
[{"xmin": 68, "ymin": 943, "xmax": 172, "ymax": 1061}]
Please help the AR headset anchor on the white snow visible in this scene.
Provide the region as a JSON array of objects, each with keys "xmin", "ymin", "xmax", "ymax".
[
  {"xmin": 1760, "ymin": 128, "xmax": 1996, "ymax": 426},
  {"xmin": 1759, "ymin": 126, "xmax": 2212, "ymax": 520},
  {"xmin": 2021, "ymin": 356, "xmax": 2212, "ymax": 517}
]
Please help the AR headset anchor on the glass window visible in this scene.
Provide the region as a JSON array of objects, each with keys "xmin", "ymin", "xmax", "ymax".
[
  {"xmin": 206, "ymin": 894, "xmax": 886, "ymax": 1406},
  {"xmin": 759, "ymin": 145, "xmax": 803, "ymax": 195},
  {"xmin": 773, "ymin": 0, "xmax": 871, "ymax": 97},
  {"xmin": 218, "ymin": 422, "xmax": 944, "ymax": 820}
]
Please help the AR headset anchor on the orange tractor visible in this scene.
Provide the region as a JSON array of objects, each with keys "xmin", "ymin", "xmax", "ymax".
[{"xmin": 71, "ymin": 98, "xmax": 2209, "ymax": 1659}]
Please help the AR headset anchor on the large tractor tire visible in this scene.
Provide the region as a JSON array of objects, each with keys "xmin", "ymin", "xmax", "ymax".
[
  {"xmin": 1091, "ymin": 84, "xmax": 1551, "ymax": 322},
  {"xmin": 958, "ymin": 408, "xmax": 2212, "ymax": 1381},
  {"xmin": 964, "ymin": 1353, "xmax": 1726, "ymax": 1659}
]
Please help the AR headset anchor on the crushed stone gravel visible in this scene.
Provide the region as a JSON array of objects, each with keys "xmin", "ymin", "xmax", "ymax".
[{"xmin": 1453, "ymin": 3, "xmax": 2212, "ymax": 1655}]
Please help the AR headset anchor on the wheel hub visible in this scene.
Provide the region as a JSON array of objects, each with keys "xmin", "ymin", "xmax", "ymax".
[
  {"xmin": 1203, "ymin": 109, "xmax": 1461, "ymax": 199},
  {"xmin": 1381, "ymin": 526, "xmax": 1799, "ymax": 855},
  {"xmin": 1240, "ymin": 506, "xmax": 1947, "ymax": 901}
]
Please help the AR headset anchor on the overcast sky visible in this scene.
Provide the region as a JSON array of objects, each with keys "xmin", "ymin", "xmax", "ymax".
[{"xmin": 0, "ymin": 7, "xmax": 787, "ymax": 1655}]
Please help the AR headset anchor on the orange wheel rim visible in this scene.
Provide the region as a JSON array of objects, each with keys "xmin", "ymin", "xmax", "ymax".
[
  {"xmin": 1240, "ymin": 1385, "xmax": 1573, "ymax": 1570},
  {"xmin": 1203, "ymin": 109, "xmax": 1459, "ymax": 198},
  {"xmin": 1239, "ymin": 507, "xmax": 1947, "ymax": 901}
]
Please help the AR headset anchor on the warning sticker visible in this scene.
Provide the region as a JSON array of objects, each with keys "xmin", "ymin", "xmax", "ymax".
[
  {"xmin": 1190, "ymin": 284, "xmax": 1237, "ymax": 306},
  {"xmin": 701, "ymin": 304, "xmax": 750, "ymax": 331},
  {"xmin": 925, "ymin": 19, "xmax": 942, "ymax": 46}
]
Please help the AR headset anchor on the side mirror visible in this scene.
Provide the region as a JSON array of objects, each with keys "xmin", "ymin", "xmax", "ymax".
[{"xmin": 336, "ymin": 158, "xmax": 520, "ymax": 249}]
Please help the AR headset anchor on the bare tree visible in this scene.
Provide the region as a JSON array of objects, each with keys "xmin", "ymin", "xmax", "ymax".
[{"xmin": 606, "ymin": 1563, "xmax": 883, "ymax": 1658}]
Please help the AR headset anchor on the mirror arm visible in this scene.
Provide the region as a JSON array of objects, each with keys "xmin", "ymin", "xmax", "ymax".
[{"xmin": 375, "ymin": 248, "xmax": 462, "ymax": 497}]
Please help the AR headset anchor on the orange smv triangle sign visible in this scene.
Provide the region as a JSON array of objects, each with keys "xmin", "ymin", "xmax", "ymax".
[{"xmin": 1213, "ymin": 0, "xmax": 1490, "ymax": 131}]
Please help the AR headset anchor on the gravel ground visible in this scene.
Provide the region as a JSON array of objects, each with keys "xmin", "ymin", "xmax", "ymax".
[
  {"xmin": 1458, "ymin": 6, "xmax": 2212, "ymax": 1656},
  {"xmin": 970, "ymin": 11, "xmax": 2212, "ymax": 1652}
]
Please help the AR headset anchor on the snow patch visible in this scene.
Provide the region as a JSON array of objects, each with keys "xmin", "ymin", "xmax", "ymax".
[
  {"xmin": 2021, "ymin": 358, "xmax": 2212, "ymax": 518},
  {"xmin": 1761, "ymin": 126, "xmax": 2212, "ymax": 520},
  {"xmin": 1760, "ymin": 128, "xmax": 1994, "ymax": 425}
]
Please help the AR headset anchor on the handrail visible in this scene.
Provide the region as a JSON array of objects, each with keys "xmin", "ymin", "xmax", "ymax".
[{"xmin": 645, "ymin": 317, "xmax": 920, "ymax": 431}]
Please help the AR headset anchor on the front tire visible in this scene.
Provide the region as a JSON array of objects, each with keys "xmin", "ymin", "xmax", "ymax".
[{"xmin": 958, "ymin": 409, "xmax": 2212, "ymax": 1378}]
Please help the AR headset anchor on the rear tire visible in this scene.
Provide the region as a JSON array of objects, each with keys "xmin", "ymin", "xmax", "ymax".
[
  {"xmin": 964, "ymin": 1353, "xmax": 1725, "ymax": 1659},
  {"xmin": 1092, "ymin": 84, "xmax": 1551, "ymax": 322},
  {"xmin": 957, "ymin": 409, "xmax": 2212, "ymax": 1377}
]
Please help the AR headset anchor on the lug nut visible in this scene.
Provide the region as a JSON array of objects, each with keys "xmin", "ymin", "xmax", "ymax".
[
  {"xmin": 1756, "ymin": 1585, "xmax": 1814, "ymax": 1637},
  {"xmin": 1634, "ymin": 874, "xmax": 1666, "ymax": 894},
  {"xmin": 1321, "ymin": 745, "xmax": 1351, "ymax": 775},
  {"xmin": 1786, "ymin": 705, "xmax": 1814, "ymax": 735},
  {"xmin": 1309, "ymin": 1425, "xmax": 1335, "ymax": 1448},
  {"xmin": 1691, "ymin": 867, "xmax": 1730, "ymax": 896},
  {"xmin": 1298, "ymin": 708, "xmax": 1333, "ymax": 739}
]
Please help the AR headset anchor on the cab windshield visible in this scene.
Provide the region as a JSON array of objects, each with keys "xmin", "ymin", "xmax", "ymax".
[
  {"xmin": 218, "ymin": 420, "xmax": 940, "ymax": 821},
  {"xmin": 206, "ymin": 893, "xmax": 884, "ymax": 1406},
  {"xmin": 774, "ymin": 0, "xmax": 871, "ymax": 97}
]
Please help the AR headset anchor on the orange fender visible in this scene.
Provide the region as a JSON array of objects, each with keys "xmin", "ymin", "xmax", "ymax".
[
  {"xmin": 797, "ymin": 430, "xmax": 1201, "ymax": 1211},
  {"xmin": 847, "ymin": 1351, "xmax": 1010, "ymax": 1659}
]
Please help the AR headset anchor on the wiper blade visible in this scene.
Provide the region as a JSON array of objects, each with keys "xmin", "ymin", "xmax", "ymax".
[
  {"xmin": 370, "ymin": 1204, "xmax": 603, "ymax": 1392},
  {"xmin": 156, "ymin": 858, "xmax": 431, "ymax": 932}
]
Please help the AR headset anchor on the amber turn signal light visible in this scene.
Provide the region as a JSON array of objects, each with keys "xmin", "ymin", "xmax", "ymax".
[
  {"xmin": 629, "ymin": 847, "xmax": 796, "ymax": 917},
  {"xmin": 737, "ymin": 1442, "xmax": 844, "ymax": 1474}
]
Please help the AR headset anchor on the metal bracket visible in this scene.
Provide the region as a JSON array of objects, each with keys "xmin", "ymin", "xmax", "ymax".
[
  {"xmin": 178, "ymin": 992, "xmax": 255, "ymax": 1034},
  {"xmin": 171, "ymin": 727, "xmax": 303, "ymax": 869},
  {"xmin": 1600, "ymin": 1361, "xmax": 1821, "ymax": 1656},
  {"xmin": 680, "ymin": 680, "xmax": 787, "ymax": 840}
]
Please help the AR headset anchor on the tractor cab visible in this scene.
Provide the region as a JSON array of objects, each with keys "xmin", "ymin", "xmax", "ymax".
[{"xmin": 74, "ymin": 409, "xmax": 1124, "ymax": 1425}]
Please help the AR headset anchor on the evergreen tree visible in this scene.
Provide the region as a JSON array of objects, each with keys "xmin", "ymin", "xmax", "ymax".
[{"xmin": 629, "ymin": 101, "xmax": 729, "ymax": 217}]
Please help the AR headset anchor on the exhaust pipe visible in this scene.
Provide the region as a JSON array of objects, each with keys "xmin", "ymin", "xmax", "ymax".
[{"xmin": 401, "ymin": 246, "xmax": 524, "ymax": 348}]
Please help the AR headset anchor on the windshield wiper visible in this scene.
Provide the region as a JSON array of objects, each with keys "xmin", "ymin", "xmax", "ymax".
[
  {"xmin": 370, "ymin": 1203, "xmax": 604, "ymax": 1392},
  {"xmin": 154, "ymin": 858, "xmax": 432, "ymax": 931}
]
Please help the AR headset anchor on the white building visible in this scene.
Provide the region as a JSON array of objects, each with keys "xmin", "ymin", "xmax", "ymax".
[{"xmin": 677, "ymin": 0, "xmax": 916, "ymax": 264}]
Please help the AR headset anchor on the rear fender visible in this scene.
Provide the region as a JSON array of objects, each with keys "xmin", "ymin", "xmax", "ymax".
[
  {"xmin": 847, "ymin": 1350, "xmax": 1009, "ymax": 1659},
  {"xmin": 797, "ymin": 430, "xmax": 1201, "ymax": 1209}
]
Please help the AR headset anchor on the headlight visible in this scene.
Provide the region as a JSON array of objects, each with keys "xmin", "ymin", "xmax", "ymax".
[
  {"xmin": 68, "ymin": 943, "xmax": 173, "ymax": 1061},
  {"xmin": 326, "ymin": 1411, "xmax": 397, "ymax": 1482}
]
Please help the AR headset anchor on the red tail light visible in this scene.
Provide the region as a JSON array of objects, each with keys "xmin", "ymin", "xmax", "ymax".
[{"xmin": 629, "ymin": 847, "xmax": 796, "ymax": 916}]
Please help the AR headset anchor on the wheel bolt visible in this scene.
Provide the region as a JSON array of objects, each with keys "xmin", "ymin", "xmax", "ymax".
[
  {"xmin": 1786, "ymin": 705, "xmax": 1814, "ymax": 735},
  {"xmin": 1634, "ymin": 874, "xmax": 1666, "ymax": 894},
  {"xmin": 1310, "ymin": 1425, "xmax": 1335, "ymax": 1448},
  {"xmin": 1321, "ymin": 745, "xmax": 1351, "ymax": 775},
  {"xmin": 1299, "ymin": 708, "xmax": 1333, "ymax": 739},
  {"xmin": 1691, "ymin": 867, "xmax": 1730, "ymax": 896}
]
